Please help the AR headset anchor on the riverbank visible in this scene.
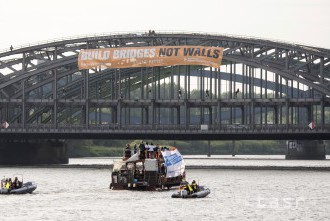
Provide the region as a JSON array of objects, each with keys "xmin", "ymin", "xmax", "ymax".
[
  {"xmin": 2, "ymin": 164, "xmax": 330, "ymax": 171},
  {"xmin": 2, "ymin": 155, "xmax": 330, "ymax": 171}
]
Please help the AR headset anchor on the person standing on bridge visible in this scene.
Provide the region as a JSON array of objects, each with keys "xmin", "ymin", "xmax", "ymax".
[
  {"xmin": 10, "ymin": 45, "xmax": 13, "ymax": 52},
  {"xmin": 205, "ymin": 89, "xmax": 210, "ymax": 98},
  {"xmin": 234, "ymin": 88, "xmax": 240, "ymax": 98}
]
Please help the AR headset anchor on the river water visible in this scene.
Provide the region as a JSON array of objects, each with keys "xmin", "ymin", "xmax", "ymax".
[{"xmin": 1, "ymin": 156, "xmax": 330, "ymax": 221}]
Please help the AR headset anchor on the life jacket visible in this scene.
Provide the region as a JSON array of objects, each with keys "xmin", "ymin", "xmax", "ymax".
[
  {"xmin": 187, "ymin": 185, "xmax": 193, "ymax": 192},
  {"xmin": 5, "ymin": 182, "xmax": 10, "ymax": 190}
]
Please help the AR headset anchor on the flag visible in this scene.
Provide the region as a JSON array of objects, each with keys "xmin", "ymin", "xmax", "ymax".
[
  {"xmin": 1, "ymin": 121, "xmax": 9, "ymax": 129},
  {"xmin": 161, "ymin": 148, "xmax": 185, "ymax": 178},
  {"xmin": 308, "ymin": 122, "xmax": 316, "ymax": 129}
]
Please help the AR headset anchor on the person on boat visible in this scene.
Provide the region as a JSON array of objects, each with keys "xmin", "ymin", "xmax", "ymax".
[
  {"xmin": 149, "ymin": 143, "xmax": 154, "ymax": 159},
  {"xmin": 139, "ymin": 142, "xmax": 146, "ymax": 159},
  {"xmin": 181, "ymin": 181, "xmax": 193, "ymax": 195},
  {"xmin": 0, "ymin": 177, "xmax": 5, "ymax": 188},
  {"xmin": 186, "ymin": 184, "xmax": 193, "ymax": 195},
  {"xmin": 13, "ymin": 177, "xmax": 22, "ymax": 189},
  {"xmin": 191, "ymin": 180, "xmax": 199, "ymax": 192},
  {"xmin": 5, "ymin": 178, "xmax": 10, "ymax": 191},
  {"xmin": 11, "ymin": 178, "xmax": 16, "ymax": 189},
  {"xmin": 8, "ymin": 178, "xmax": 12, "ymax": 188},
  {"xmin": 133, "ymin": 144, "xmax": 138, "ymax": 154},
  {"xmin": 124, "ymin": 144, "xmax": 131, "ymax": 158},
  {"xmin": 154, "ymin": 144, "xmax": 159, "ymax": 159},
  {"xmin": 145, "ymin": 142, "xmax": 150, "ymax": 158},
  {"xmin": 160, "ymin": 163, "xmax": 166, "ymax": 176}
]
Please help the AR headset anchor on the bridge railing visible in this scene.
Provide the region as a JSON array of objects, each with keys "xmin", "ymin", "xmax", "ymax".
[
  {"xmin": 0, "ymin": 123, "xmax": 326, "ymax": 134},
  {"xmin": 1, "ymin": 30, "xmax": 326, "ymax": 55}
]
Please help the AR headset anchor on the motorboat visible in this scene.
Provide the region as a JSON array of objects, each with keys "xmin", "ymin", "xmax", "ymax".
[
  {"xmin": 0, "ymin": 182, "xmax": 37, "ymax": 194},
  {"xmin": 171, "ymin": 186, "xmax": 211, "ymax": 198},
  {"xmin": 110, "ymin": 144, "xmax": 186, "ymax": 191}
]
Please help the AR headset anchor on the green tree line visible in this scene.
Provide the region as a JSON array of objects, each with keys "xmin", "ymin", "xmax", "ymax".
[{"xmin": 66, "ymin": 139, "xmax": 330, "ymax": 157}]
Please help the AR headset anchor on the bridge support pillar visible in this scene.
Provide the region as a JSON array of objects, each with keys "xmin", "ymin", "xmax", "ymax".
[
  {"xmin": 286, "ymin": 140, "xmax": 325, "ymax": 160},
  {"xmin": 0, "ymin": 139, "xmax": 68, "ymax": 165}
]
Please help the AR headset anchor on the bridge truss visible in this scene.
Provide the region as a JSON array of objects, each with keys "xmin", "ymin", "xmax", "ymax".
[{"xmin": 0, "ymin": 32, "xmax": 330, "ymax": 140}]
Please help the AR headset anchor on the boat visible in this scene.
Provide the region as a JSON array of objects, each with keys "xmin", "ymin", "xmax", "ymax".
[
  {"xmin": 0, "ymin": 182, "xmax": 37, "ymax": 194},
  {"xmin": 171, "ymin": 186, "xmax": 211, "ymax": 198},
  {"xmin": 110, "ymin": 144, "xmax": 185, "ymax": 191}
]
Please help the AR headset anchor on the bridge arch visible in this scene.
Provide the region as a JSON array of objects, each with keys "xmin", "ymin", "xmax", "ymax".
[{"xmin": 0, "ymin": 32, "xmax": 330, "ymax": 140}]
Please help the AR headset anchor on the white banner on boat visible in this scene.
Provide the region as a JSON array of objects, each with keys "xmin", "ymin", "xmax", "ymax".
[
  {"xmin": 161, "ymin": 148, "xmax": 185, "ymax": 178},
  {"xmin": 126, "ymin": 153, "xmax": 139, "ymax": 162}
]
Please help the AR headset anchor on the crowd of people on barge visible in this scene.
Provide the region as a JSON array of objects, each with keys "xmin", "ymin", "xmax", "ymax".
[
  {"xmin": 124, "ymin": 141, "xmax": 170, "ymax": 160},
  {"xmin": 1, "ymin": 177, "xmax": 22, "ymax": 191}
]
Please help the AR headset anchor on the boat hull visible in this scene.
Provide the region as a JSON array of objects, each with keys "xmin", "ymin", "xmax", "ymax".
[
  {"xmin": 110, "ymin": 178, "xmax": 182, "ymax": 191},
  {"xmin": 0, "ymin": 182, "xmax": 37, "ymax": 194},
  {"xmin": 171, "ymin": 187, "xmax": 210, "ymax": 198}
]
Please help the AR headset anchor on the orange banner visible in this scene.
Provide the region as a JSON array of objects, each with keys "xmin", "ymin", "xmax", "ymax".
[{"xmin": 78, "ymin": 46, "xmax": 223, "ymax": 70}]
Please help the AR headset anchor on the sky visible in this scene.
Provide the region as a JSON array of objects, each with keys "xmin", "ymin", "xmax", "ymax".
[{"xmin": 0, "ymin": 0, "xmax": 329, "ymax": 50}]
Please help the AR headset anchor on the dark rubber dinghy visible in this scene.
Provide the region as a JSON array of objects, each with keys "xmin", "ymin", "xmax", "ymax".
[
  {"xmin": 0, "ymin": 182, "xmax": 37, "ymax": 194},
  {"xmin": 172, "ymin": 186, "xmax": 210, "ymax": 198}
]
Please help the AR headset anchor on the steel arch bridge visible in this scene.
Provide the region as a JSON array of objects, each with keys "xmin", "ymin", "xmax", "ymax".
[{"xmin": 0, "ymin": 31, "xmax": 330, "ymax": 140}]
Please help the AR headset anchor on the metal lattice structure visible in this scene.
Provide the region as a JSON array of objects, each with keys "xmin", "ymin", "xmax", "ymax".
[{"xmin": 0, "ymin": 32, "xmax": 330, "ymax": 140}]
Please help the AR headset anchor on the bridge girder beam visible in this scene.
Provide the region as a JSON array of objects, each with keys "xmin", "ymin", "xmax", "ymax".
[{"xmin": 0, "ymin": 32, "xmax": 329, "ymax": 136}]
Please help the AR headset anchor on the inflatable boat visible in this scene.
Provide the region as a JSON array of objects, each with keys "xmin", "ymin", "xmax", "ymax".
[
  {"xmin": 171, "ymin": 186, "xmax": 210, "ymax": 198},
  {"xmin": 0, "ymin": 182, "xmax": 37, "ymax": 194}
]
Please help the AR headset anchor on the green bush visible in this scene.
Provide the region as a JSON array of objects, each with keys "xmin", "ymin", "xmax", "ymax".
[{"xmin": 66, "ymin": 139, "xmax": 288, "ymax": 157}]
